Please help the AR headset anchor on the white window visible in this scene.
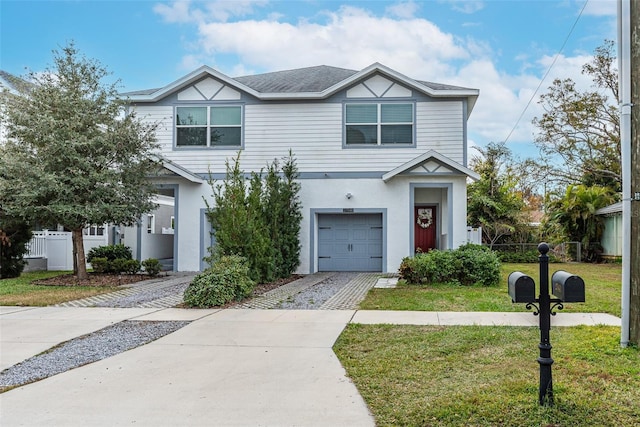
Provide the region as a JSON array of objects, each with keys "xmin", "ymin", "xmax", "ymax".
[
  {"xmin": 345, "ymin": 103, "xmax": 414, "ymax": 146},
  {"xmin": 176, "ymin": 106, "xmax": 242, "ymax": 147},
  {"xmin": 84, "ymin": 225, "xmax": 105, "ymax": 236},
  {"xmin": 147, "ymin": 214, "xmax": 155, "ymax": 234}
]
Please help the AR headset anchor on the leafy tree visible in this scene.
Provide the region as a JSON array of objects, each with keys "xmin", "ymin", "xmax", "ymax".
[
  {"xmin": 206, "ymin": 152, "xmax": 302, "ymax": 283},
  {"xmin": 533, "ymin": 40, "xmax": 620, "ymax": 192},
  {"xmin": 0, "ymin": 212, "xmax": 32, "ymax": 279},
  {"xmin": 0, "ymin": 43, "xmax": 159, "ymax": 280},
  {"xmin": 263, "ymin": 151, "xmax": 302, "ymax": 278},
  {"xmin": 545, "ymin": 184, "xmax": 617, "ymax": 262},
  {"xmin": 467, "ymin": 142, "xmax": 530, "ymax": 248}
]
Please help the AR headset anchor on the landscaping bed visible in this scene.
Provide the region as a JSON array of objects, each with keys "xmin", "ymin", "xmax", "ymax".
[{"xmin": 32, "ymin": 273, "xmax": 155, "ymax": 287}]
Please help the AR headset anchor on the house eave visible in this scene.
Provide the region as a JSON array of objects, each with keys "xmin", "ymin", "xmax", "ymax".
[
  {"xmin": 382, "ymin": 150, "xmax": 480, "ymax": 182},
  {"xmin": 124, "ymin": 65, "xmax": 261, "ymax": 102},
  {"xmin": 155, "ymin": 156, "xmax": 205, "ymax": 184},
  {"xmin": 123, "ymin": 63, "xmax": 479, "ymax": 114}
]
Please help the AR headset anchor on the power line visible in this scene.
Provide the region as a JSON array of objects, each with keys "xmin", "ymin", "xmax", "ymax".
[{"xmin": 502, "ymin": 0, "xmax": 589, "ymax": 144}]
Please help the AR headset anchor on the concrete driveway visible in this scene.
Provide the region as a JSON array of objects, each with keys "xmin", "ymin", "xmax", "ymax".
[{"xmin": 0, "ymin": 308, "xmax": 375, "ymax": 427}]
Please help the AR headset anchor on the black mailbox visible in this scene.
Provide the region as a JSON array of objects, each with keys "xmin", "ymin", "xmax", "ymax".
[
  {"xmin": 551, "ymin": 270, "xmax": 585, "ymax": 302},
  {"xmin": 508, "ymin": 271, "xmax": 536, "ymax": 303}
]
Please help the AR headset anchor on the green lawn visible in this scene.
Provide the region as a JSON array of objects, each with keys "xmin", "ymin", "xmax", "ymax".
[
  {"xmin": 334, "ymin": 324, "xmax": 640, "ymax": 426},
  {"xmin": 359, "ymin": 262, "xmax": 622, "ymax": 316},
  {"xmin": 0, "ymin": 271, "xmax": 118, "ymax": 306},
  {"xmin": 337, "ymin": 262, "xmax": 633, "ymax": 426}
]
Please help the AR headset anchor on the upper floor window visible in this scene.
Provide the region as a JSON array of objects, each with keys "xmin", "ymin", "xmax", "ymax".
[
  {"xmin": 345, "ymin": 103, "xmax": 414, "ymax": 146},
  {"xmin": 176, "ymin": 106, "xmax": 242, "ymax": 147}
]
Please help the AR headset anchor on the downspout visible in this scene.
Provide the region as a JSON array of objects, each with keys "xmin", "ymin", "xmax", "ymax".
[{"xmin": 618, "ymin": 0, "xmax": 632, "ymax": 347}]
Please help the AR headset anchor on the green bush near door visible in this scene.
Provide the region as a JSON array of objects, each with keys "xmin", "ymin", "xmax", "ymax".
[{"xmin": 399, "ymin": 243, "xmax": 501, "ymax": 286}]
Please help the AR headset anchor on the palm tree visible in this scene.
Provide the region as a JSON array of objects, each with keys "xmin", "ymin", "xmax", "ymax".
[{"xmin": 547, "ymin": 184, "xmax": 617, "ymax": 261}]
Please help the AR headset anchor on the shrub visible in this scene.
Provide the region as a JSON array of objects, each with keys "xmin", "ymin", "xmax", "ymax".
[
  {"xmin": 495, "ymin": 248, "xmax": 561, "ymax": 263},
  {"xmin": 87, "ymin": 244, "xmax": 132, "ymax": 263},
  {"xmin": 123, "ymin": 259, "xmax": 141, "ymax": 275},
  {"xmin": 110, "ymin": 258, "xmax": 129, "ymax": 274},
  {"xmin": 142, "ymin": 258, "xmax": 162, "ymax": 277},
  {"xmin": 0, "ymin": 217, "xmax": 31, "ymax": 279},
  {"xmin": 456, "ymin": 244, "xmax": 501, "ymax": 287},
  {"xmin": 398, "ymin": 244, "xmax": 501, "ymax": 287},
  {"xmin": 183, "ymin": 255, "xmax": 255, "ymax": 308},
  {"xmin": 90, "ymin": 257, "xmax": 109, "ymax": 274}
]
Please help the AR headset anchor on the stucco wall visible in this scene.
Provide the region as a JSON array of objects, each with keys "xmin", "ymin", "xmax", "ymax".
[{"xmin": 170, "ymin": 174, "xmax": 469, "ymax": 274}]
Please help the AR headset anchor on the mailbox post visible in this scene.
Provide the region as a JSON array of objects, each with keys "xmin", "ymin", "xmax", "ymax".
[{"xmin": 508, "ymin": 242, "xmax": 585, "ymax": 406}]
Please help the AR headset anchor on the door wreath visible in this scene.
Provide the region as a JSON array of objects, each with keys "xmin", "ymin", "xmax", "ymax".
[{"xmin": 416, "ymin": 208, "xmax": 433, "ymax": 229}]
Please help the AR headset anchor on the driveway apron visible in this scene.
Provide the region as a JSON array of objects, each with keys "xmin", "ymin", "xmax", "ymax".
[{"xmin": 0, "ymin": 308, "xmax": 375, "ymax": 427}]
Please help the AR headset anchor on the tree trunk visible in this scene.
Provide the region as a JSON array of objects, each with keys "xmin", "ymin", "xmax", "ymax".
[
  {"xmin": 71, "ymin": 230, "xmax": 78, "ymax": 275},
  {"xmin": 72, "ymin": 228, "xmax": 88, "ymax": 280}
]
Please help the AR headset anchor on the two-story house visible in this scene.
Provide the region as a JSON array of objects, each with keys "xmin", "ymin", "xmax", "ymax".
[{"xmin": 125, "ymin": 63, "xmax": 479, "ymax": 274}]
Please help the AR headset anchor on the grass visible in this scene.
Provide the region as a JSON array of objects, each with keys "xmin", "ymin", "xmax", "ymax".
[
  {"xmin": 334, "ymin": 324, "xmax": 640, "ymax": 426},
  {"xmin": 0, "ymin": 271, "xmax": 118, "ymax": 306},
  {"xmin": 359, "ymin": 262, "xmax": 622, "ymax": 316}
]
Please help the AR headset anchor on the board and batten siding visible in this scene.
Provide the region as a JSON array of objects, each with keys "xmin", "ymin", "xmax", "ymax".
[{"xmin": 133, "ymin": 99, "xmax": 466, "ymax": 174}]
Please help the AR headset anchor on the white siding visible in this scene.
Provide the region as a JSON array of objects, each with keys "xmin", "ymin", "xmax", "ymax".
[{"xmin": 133, "ymin": 100, "xmax": 466, "ymax": 174}]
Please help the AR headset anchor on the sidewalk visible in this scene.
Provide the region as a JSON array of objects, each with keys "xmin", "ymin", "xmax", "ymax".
[{"xmin": 0, "ymin": 305, "xmax": 621, "ymax": 426}]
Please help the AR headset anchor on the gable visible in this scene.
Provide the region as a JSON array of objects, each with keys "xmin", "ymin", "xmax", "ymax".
[
  {"xmin": 382, "ymin": 150, "xmax": 479, "ymax": 182},
  {"xmin": 346, "ymin": 75, "xmax": 412, "ymax": 98},
  {"xmin": 177, "ymin": 77, "xmax": 241, "ymax": 101}
]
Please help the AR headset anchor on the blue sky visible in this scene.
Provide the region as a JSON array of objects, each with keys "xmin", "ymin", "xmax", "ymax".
[{"xmin": 0, "ymin": 0, "xmax": 618, "ymax": 158}]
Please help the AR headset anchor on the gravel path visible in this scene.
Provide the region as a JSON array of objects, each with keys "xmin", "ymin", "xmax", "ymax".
[
  {"xmin": 273, "ymin": 272, "xmax": 360, "ymax": 309},
  {"xmin": 93, "ymin": 282, "xmax": 191, "ymax": 308},
  {"xmin": 0, "ymin": 320, "xmax": 190, "ymax": 390}
]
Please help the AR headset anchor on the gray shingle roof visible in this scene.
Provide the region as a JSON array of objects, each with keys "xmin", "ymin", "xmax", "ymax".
[
  {"xmin": 234, "ymin": 65, "xmax": 358, "ymax": 93},
  {"xmin": 122, "ymin": 64, "xmax": 475, "ymax": 97},
  {"xmin": 0, "ymin": 70, "xmax": 33, "ymax": 94}
]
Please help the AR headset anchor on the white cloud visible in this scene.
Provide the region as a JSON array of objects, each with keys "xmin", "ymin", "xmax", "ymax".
[
  {"xmin": 193, "ymin": 5, "xmax": 470, "ymax": 78},
  {"xmin": 153, "ymin": 0, "xmax": 268, "ymax": 24},
  {"xmin": 153, "ymin": 1, "xmax": 604, "ymax": 157},
  {"xmin": 153, "ymin": 1, "xmax": 198, "ymax": 24},
  {"xmin": 385, "ymin": 1, "xmax": 420, "ymax": 19},
  {"xmin": 442, "ymin": 0, "xmax": 484, "ymax": 14},
  {"xmin": 582, "ymin": 0, "xmax": 617, "ymax": 17}
]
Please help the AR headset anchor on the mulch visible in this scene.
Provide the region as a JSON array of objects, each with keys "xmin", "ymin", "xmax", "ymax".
[
  {"xmin": 33, "ymin": 273, "xmax": 155, "ymax": 287},
  {"xmin": 33, "ymin": 273, "xmax": 304, "ymax": 291}
]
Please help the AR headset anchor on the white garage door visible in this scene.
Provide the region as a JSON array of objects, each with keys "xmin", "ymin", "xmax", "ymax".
[{"xmin": 317, "ymin": 214, "xmax": 383, "ymax": 272}]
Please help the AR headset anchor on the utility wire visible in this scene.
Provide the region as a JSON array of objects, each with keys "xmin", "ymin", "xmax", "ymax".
[{"xmin": 502, "ymin": 0, "xmax": 589, "ymax": 144}]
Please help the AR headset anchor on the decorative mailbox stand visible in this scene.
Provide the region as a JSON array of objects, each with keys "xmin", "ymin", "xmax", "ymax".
[{"xmin": 508, "ymin": 242, "xmax": 585, "ymax": 406}]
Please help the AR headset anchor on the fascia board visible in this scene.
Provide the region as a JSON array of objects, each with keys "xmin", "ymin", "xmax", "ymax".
[
  {"xmin": 124, "ymin": 63, "xmax": 479, "ymax": 114},
  {"xmin": 125, "ymin": 66, "xmax": 260, "ymax": 102},
  {"xmin": 157, "ymin": 156, "xmax": 205, "ymax": 184},
  {"xmin": 382, "ymin": 150, "xmax": 480, "ymax": 182}
]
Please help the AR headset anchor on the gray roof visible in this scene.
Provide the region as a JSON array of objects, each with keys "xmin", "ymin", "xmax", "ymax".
[
  {"xmin": 234, "ymin": 65, "xmax": 358, "ymax": 93},
  {"xmin": 0, "ymin": 70, "xmax": 33, "ymax": 94},
  {"xmin": 123, "ymin": 64, "xmax": 475, "ymax": 97},
  {"xmin": 595, "ymin": 202, "xmax": 622, "ymax": 215}
]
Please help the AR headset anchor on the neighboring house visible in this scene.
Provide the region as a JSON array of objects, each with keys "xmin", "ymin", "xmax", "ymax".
[
  {"xmin": 595, "ymin": 202, "xmax": 622, "ymax": 259},
  {"xmin": 128, "ymin": 63, "xmax": 480, "ymax": 273},
  {"xmin": 0, "ymin": 70, "xmax": 32, "ymax": 143},
  {"xmin": 120, "ymin": 194, "xmax": 175, "ymax": 270}
]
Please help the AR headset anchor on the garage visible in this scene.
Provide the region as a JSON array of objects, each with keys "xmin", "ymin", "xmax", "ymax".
[{"xmin": 317, "ymin": 213, "xmax": 383, "ymax": 272}]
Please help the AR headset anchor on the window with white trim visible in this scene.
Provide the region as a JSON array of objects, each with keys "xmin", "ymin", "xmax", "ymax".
[
  {"xmin": 176, "ymin": 106, "xmax": 242, "ymax": 147},
  {"xmin": 345, "ymin": 103, "xmax": 414, "ymax": 146}
]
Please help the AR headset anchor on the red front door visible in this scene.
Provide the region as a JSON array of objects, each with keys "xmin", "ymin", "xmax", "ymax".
[{"xmin": 414, "ymin": 206, "xmax": 436, "ymax": 253}]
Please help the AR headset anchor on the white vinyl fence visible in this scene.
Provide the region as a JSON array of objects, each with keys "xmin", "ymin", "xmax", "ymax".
[
  {"xmin": 25, "ymin": 230, "xmax": 109, "ymax": 271},
  {"xmin": 466, "ymin": 226, "xmax": 482, "ymax": 245}
]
